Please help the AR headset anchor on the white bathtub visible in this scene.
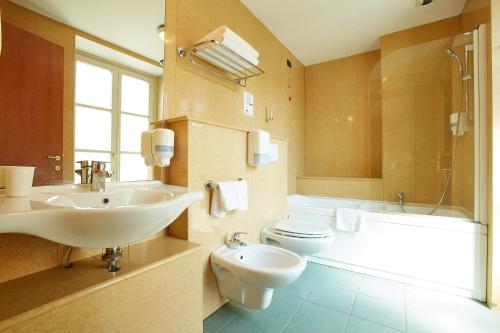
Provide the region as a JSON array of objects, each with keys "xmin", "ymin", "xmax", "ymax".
[{"xmin": 288, "ymin": 195, "xmax": 487, "ymax": 301}]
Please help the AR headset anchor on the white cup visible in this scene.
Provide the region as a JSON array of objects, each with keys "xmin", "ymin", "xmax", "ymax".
[{"xmin": 5, "ymin": 166, "xmax": 35, "ymax": 197}]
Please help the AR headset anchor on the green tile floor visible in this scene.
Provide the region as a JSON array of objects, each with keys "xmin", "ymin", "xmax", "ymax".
[{"xmin": 204, "ymin": 262, "xmax": 500, "ymax": 333}]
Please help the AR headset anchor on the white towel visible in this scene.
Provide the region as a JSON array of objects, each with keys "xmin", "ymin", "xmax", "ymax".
[
  {"xmin": 199, "ymin": 25, "xmax": 259, "ymax": 58},
  {"xmin": 196, "ymin": 25, "xmax": 259, "ymax": 66},
  {"xmin": 210, "ymin": 180, "xmax": 248, "ymax": 218},
  {"xmin": 210, "ymin": 187, "xmax": 226, "ymax": 218},
  {"xmin": 336, "ymin": 208, "xmax": 365, "ymax": 232}
]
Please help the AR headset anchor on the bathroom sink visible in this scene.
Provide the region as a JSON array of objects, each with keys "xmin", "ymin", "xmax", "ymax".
[
  {"xmin": 38, "ymin": 188, "xmax": 171, "ymax": 208},
  {"xmin": 0, "ymin": 181, "xmax": 203, "ymax": 248}
]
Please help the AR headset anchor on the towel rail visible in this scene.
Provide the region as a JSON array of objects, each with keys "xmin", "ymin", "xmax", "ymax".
[
  {"xmin": 205, "ymin": 178, "xmax": 243, "ymax": 191},
  {"xmin": 177, "ymin": 40, "xmax": 264, "ymax": 87}
]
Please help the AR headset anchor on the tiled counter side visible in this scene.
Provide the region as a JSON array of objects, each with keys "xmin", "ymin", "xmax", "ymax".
[{"xmin": 0, "ymin": 237, "xmax": 203, "ymax": 333}]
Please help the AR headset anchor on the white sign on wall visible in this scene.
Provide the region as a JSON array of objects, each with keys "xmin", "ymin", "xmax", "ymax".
[{"xmin": 243, "ymin": 91, "xmax": 254, "ymax": 117}]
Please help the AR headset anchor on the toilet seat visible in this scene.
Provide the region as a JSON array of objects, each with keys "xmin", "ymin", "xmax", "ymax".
[
  {"xmin": 261, "ymin": 220, "xmax": 335, "ymax": 255},
  {"xmin": 273, "ymin": 220, "xmax": 333, "ymax": 238},
  {"xmin": 273, "ymin": 229, "xmax": 332, "ymax": 238}
]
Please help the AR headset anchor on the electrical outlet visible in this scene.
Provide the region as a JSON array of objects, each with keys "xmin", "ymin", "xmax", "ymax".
[{"xmin": 243, "ymin": 91, "xmax": 254, "ymax": 117}]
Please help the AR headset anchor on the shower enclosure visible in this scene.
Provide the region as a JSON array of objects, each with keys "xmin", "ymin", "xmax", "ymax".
[
  {"xmin": 375, "ymin": 26, "xmax": 487, "ymax": 223},
  {"xmin": 297, "ymin": 25, "xmax": 489, "ymax": 301}
]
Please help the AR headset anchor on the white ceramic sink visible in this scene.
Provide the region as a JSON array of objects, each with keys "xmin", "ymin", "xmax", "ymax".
[
  {"xmin": 0, "ymin": 181, "xmax": 203, "ymax": 248},
  {"xmin": 40, "ymin": 188, "xmax": 170, "ymax": 208},
  {"xmin": 210, "ymin": 243, "xmax": 305, "ymax": 309}
]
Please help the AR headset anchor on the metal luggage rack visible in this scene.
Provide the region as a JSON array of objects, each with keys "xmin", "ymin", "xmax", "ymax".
[{"xmin": 177, "ymin": 40, "xmax": 264, "ymax": 87}]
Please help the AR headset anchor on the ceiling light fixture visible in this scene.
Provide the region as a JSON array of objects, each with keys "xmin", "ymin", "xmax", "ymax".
[
  {"xmin": 416, "ymin": 0, "xmax": 433, "ymax": 6},
  {"xmin": 157, "ymin": 24, "xmax": 165, "ymax": 40}
]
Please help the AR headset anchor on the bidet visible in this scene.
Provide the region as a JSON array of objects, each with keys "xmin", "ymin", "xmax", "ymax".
[{"xmin": 210, "ymin": 243, "xmax": 305, "ymax": 309}]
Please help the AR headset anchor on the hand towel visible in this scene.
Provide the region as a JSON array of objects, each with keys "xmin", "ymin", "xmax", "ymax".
[
  {"xmin": 210, "ymin": 180, "xmax": 248, "ymax": 218},
  {"xmin": 210, "ymin": 187, "xmax": 226, "ymax": 218},
  {"xmin": 336, "ymin": 208, "xmax": 365, "ymax": 232}
]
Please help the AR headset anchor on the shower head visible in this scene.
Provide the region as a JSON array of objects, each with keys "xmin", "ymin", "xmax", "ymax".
[{"xmin": 446, "ymin": 48, "xmax": 464, "ymax": 78}]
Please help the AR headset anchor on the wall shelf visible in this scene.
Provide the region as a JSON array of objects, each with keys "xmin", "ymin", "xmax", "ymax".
[{"xmin": 178, "ymin": 40, "xmax": 264, "ymax": 87}]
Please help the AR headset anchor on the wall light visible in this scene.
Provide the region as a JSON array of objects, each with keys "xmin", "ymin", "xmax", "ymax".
[{"xmin": 157, "ymin": 24, "xmax": 165, "ymax": 41}]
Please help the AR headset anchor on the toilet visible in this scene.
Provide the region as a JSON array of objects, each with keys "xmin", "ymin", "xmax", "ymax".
[{"xmin": 261, "ymin": 219, "xmax": 334, "ymax": 255}]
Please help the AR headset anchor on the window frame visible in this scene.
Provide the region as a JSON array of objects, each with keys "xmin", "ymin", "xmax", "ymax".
[{"xmin": 74, "ymin": 52, "xmax": 156, "ymax": 181}]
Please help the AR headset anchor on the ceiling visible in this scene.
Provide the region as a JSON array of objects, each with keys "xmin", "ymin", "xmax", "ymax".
[
  {"xmin": 9, "ymin": 0, "xmax": 165, "ymax": 63},
  {"xmin": 241, "ymin": 0, "xmax": 467, "ymax": 66}
]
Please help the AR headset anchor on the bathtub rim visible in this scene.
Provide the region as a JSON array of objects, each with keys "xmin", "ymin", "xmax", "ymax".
[{"xmin": 288, "ymin": 194, "xmax": 486, "ymax": 235}]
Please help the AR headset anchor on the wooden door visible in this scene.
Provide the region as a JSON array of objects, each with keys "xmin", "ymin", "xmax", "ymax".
[{"xmin": 0, "ymin": 22, "xmax": 64, "ymax": 185}]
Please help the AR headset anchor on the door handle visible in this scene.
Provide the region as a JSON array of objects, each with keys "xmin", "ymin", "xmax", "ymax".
[{"xmin": 48, "ymin": 155, "xmax": 61, "ymax": 161}]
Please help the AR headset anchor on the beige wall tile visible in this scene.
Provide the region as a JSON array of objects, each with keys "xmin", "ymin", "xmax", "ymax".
[
  {"xmin": 2, "ymin": 245, "xmax": 203, "ymax": 333},
  {"xmin": 378, "ymin": 7, "xmax": 487, "ymax": 206},
  {"xmin": 305, "ymin": 50, "xmax": 381, "ymax": 179},
  {"xmin": 0, "ymin": 235, "xmax": 58, "ymax": 284},
  {"xmin": 164, "ymin": 120, "xmax": 189, "ymax": 186},
  {"xmin": 164, "ymin": 0, "xmax": 306, "ymax": 195},
  {"xmin": 182, "ymin": 120, "xmax": 287, "ymax": 317},
  {"xmin": 488, "ymin": 0, "xmax": 500, "ymax": 309},
  {"xmin": 297, "ymin": 177, "xmax": 383, "ymax": 201}
]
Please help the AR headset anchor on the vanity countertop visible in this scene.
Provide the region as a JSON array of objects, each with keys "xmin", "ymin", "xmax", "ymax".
[{"xmin": 0, "ymin": 236, "xmax": 202, "ymax": 331}]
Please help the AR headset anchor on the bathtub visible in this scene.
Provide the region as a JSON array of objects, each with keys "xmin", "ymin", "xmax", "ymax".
[{"xmin": 288, "ymin": 195, "xmax": 487, "ymax": 301}]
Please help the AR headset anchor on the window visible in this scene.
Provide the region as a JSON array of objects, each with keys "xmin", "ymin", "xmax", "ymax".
[{"xmin": 74, "ymin": 54, "xmax": 155, "ymax": 181}]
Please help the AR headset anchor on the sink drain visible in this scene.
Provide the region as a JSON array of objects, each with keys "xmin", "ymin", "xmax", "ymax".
[{"xmin": 102, "ymin": 198, "xmax": 110, "ymax": 204}]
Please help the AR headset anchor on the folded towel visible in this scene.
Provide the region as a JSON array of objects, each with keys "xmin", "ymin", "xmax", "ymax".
[
  {"xmin": 210, "ymin": 180, "xmax": 248, "ymax": 218},
  {"xmin": 196, "ymin": 25, "xmax": 259, "ymax": 66},
  {"xmin": 336, "ymin": 208, "xmax": 365, "ymax": 232},
  {"xmin": 199, "ymin": 26, "xmax": 259, "ymax": 58}
]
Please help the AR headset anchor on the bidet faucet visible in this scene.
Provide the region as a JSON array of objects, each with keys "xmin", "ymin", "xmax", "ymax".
[
  {"xmin": 91, "ymin": 161, "xmax": 113, "ymax": 192},
  {"xmin": 228, "ymin": 232, "xmax": 248, "ymax": 249}
]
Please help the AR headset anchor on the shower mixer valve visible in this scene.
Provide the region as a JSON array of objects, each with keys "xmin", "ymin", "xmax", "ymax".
[{"xmin": 398, "ymin": 192, "xmax": 405, "ymax": 206}]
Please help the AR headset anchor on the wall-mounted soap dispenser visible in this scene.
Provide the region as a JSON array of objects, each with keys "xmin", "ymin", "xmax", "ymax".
[
  {"xmin": 141, "ymin": 129, "xmax": 175, "ymax": 167},
  {"xmin": 248, "ymin": 130, "xmax": 270, "ymax": 166}
]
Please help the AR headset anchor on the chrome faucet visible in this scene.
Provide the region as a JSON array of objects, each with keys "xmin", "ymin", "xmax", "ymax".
[
  {"xmin": 91, "ymin": 161, "xmax": 113, "ymax": 192},
  {"xmin": 398, "ymin": 191, "xmax": 405, "ymax": 206},
  {"xmin": 228, "ymin": 232, "xmax": 248, "ymax": 249},
  {"xmin": 75, "ymin": 160, "xmax": 92, "ymax": 184}
]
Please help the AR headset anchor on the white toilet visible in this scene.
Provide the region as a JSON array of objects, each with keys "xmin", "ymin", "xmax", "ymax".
[{"xmin": 261, "ymin": 219, "xmax": 334, "ymax": 255}]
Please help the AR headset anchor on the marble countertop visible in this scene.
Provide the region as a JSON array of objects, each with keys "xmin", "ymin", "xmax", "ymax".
[{"xmin": 0, "ymin": 236, "xmax": 201, "ymax": 330}]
